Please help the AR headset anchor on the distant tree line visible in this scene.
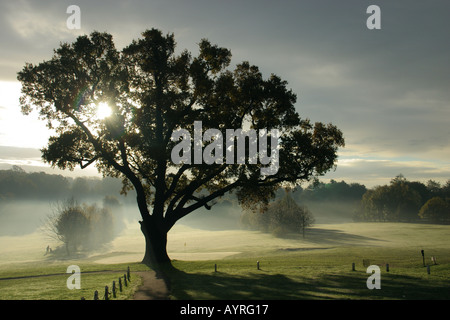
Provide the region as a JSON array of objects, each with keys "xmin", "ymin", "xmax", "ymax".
[
  {"xmin": 0, "ymin": 166, "xmax": 131, "ymax": 201},
  {"xmin": 2, "ymin": 167, "xmax": 449, "ymax": 226},
  {"xmin": 287, "ymin": 179, "xmax": 368, "ymax": 223},
  {"xmin": 246, "ymin": 175, "xmax": 450, "ymax": 227},
  {"xmin": 294, "ymin": 178, "xmax": 367, "ymax": 204},
  {"xmin": 353, "ymin": 175, "xmax": 450, "ymax": 223}
]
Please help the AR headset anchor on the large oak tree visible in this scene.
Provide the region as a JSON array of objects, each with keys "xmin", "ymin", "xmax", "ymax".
[{"xmin": 18, "ymin": 29, "xmax": 344, "ymax": 267}]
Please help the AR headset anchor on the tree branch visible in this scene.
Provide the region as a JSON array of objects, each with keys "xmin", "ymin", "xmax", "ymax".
[
  {"xmin": 164, "ymin": 163, "xmax": 191, "ymax": 201},
  {"xmin": 165, "ymin": 179, "xmax": 240, "ymax": 230},
  {"xmin": 67, "ymin": 112, "xmax": 151, "ymax": 219},
  {"xmin": 79, "ymin": 156, "xmax": 98, "ymax": 169},
  {"xmin": 167, "ymin": 164, "xmax": 228, "ymax": 215}
]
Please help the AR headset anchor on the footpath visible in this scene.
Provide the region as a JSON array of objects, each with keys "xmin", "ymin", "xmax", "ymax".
[{"xmin": 133, "ymin": 270, "xmax": 170, "ymax": 300}]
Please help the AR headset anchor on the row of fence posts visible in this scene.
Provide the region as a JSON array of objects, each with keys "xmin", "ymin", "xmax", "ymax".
[
  {"xmin": 84, "ymin": 266, "xmax": 131, "ymax": 300},
  {"xmin": 212, "ymin": 254, "xmax": 438, "ymax": 275},
  {"xmin": 351, "ymin": 253, "xmax": 438, "ymax": 274}
]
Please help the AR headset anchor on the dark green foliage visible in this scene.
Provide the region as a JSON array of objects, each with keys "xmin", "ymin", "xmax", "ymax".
[
  {"xmin": 298, "ymin": 179, "xmax": 367, "ymax": 203},
  {"xmin": 419, "ymin": 197, "xmax": 450, "ymax": 223},
  {"xmin": 354, "ymin": 175, "xmax": 450, "ymax": 223},
  {"xmin": 355, "ymin": 181, "xmax": 421, "ymax": 222}
]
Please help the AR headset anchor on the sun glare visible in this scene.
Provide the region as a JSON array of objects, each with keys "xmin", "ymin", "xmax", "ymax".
[{"xmin": 96, "ymin": 102, "xmax": 112, "ymax": 119}]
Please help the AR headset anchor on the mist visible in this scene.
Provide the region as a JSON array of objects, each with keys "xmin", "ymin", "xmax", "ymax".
[
  {"xmin": 0, "ymin": 167, "xmax": 366, "ymax": 268},
  {"xmin": 0, "ymin": 181, "xmax": 357, "ymax": 239},
  {"xmin": 0, "ymin": 200, "xmax": 53, "ymax": 236},
  {"xmin": 302, "ymin": 201, "xmax": 357, "ymax": 224}
]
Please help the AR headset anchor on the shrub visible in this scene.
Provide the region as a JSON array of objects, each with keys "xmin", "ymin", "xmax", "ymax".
[{"xmin": 42, "ymin": 198, "xmax": 116, "ymax": 255}]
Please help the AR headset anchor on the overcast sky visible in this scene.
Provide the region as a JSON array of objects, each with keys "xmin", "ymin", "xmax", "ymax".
[{"xmin": 0, "ymin": 0, "xmax": 449, "ymax": 187}]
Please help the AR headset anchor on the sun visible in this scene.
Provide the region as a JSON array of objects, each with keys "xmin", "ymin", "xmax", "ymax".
[{"xmin": 95, "ymin": 102, "xmax": 112, "ymax": 119}]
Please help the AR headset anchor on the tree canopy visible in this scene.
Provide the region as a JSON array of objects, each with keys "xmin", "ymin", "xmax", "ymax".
[
  {"xmin": 354, "ymin": 175, "xmax": 450, "ymax": 223},
  {"xmin": 18, "ymin": 29, "xmax": 345, "ymax": 266},
  {"xmin": 419, "ymin": 197, "xmax": 450, "ymax": 223}
]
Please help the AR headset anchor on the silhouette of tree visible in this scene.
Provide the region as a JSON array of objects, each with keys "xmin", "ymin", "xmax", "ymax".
[{"xmin": 18, "ymin": 29, "xmax": 344, "ymax": 266}]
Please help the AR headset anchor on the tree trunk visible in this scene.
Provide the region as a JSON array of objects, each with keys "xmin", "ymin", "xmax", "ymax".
[{"xmin": 139, "ymin": 216, "xmax": 171, "ymax": 267}]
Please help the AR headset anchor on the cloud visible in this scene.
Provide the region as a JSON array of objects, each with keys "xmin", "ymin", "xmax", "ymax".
[
  {"xmin": 0, "ymin": 145, "xmax": 100, "ymax": 177},
  {"xmin": 323, "ymin": 157, "xmax": 450, "ymax": 188},
  {"xmin": 4, "ymin": 1, "xmax": 72, "ymax": 39},
  {"xmin": 0, "ymin": 145, "xmax": 41, "ymax": 160},
  {"xmin": 0, "ymin": 0, "xmax": 88, "ymax": 80}
]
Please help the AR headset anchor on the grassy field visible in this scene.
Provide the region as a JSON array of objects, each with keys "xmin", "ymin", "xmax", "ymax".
[
  {"xmin": 0, "ymin": 259, "xmax": 148, "ymax": 300},
  {"xmin": 164, "ymin": 222, "xmax": 450, "ymax": 300},
  {"xmin": 1, "ymin": 221, "xmax": 450, "ymax": 300},
  {"xmin": 168, "ymin": 246, "xmax": 450, "ymax": 300}
]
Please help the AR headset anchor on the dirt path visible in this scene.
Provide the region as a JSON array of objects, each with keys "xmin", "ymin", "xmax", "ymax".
[{"xmin": 133, "ymin": 270, "xmax": 170, "ymax": 300}]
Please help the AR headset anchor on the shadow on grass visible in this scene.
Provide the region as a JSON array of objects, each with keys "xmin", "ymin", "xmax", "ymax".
[
  {"xmin": 164, "ymin": 266, "xmax": 450, "ymax": 300},
  {"xmin": 297, "ymin": 228, "xmax": 385, "ymax": 246}
]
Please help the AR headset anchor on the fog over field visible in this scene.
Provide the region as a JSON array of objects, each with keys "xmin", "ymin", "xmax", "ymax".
[
  {"xmin": 0, "ymin": 190, "xmax": 356, "ymax": 237},
  {"xmin": 2, "ymin": 199, "xmax": 449, "ymax": 267},
  {"xmin": 0, "ymin": 190, "xmax": 358, "ymax": 266},
  {"xmin": 1, "ymin": 169, "xmax": 448, "ymax": 268},
  {"xmin": 0, "ymin": 195, "xmax": 238, "ymax": 262}
]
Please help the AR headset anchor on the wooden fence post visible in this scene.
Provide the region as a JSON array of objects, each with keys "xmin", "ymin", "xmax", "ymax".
[
  {"xmin": 112, "ymin": 281, "xmax": 116, "ymax": 298},
  {"xmin": 386, "ymin": 263, "xmax": 389, "ymax": 272},
  {"xmin": 119, "ymin": 277, "xmax": 122, "ymax": 292},
  {"xmin": 432, "ymin": 256, "xmax": 437, "ymax": 265},
  {"xmin": 421, "ymin": 250, "xmax": 425, "ymax": 267},
  {"xmin": 124, "ymin": 274, "xmax": 128, "ymax": 287},
  {"xmin": 94, "ymin": 290, "xmax": 99, "ymax": 300},
  {"xmin": 352, "ymin": 262, "xmax": 355, "ymax": 271},
  {"xmin": 127, "ymin": 266, "xmax": 131, "ymax": 281},
  {"xmin": 104, "ymin": 286, "xmax": 109, "ymax": 300}
]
